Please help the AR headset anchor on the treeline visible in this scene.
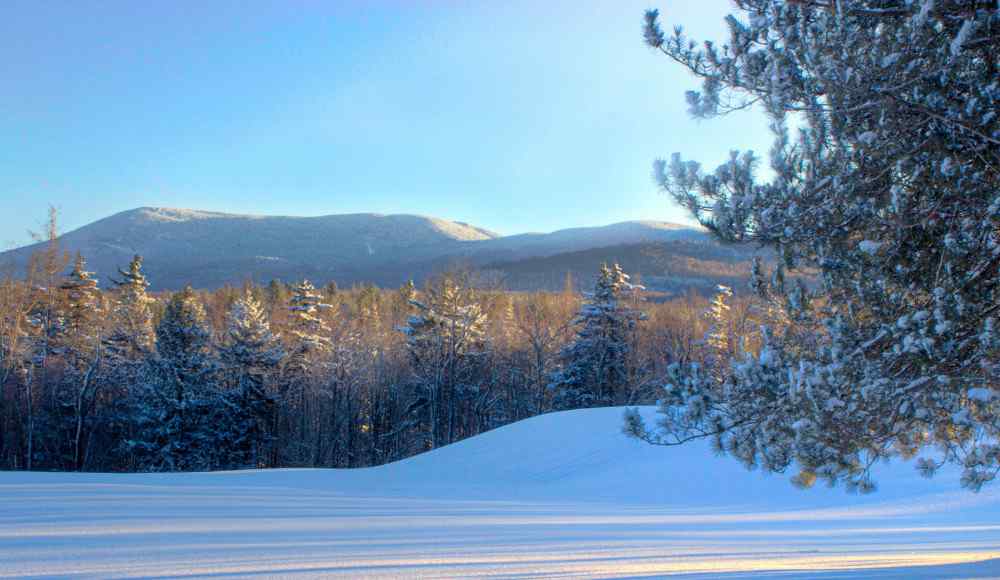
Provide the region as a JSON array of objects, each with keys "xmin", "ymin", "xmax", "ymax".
[{"xmin": 0, "ymin": 222, "xmax": 761, "ymax": 472}]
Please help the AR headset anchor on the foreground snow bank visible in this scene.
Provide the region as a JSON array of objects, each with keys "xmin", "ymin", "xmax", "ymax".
[{"xmin": 1, "ymin": 407, "xmax": 998, "ymax": 578}]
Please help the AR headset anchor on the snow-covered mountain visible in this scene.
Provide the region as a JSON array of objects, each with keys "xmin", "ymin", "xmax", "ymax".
[{"xmin": 0, "ymin": 207, "xmax": 715, "ymax": 289}]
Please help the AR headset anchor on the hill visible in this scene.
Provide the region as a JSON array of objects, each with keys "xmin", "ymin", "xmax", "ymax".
[
  {"xmin": 2, "ymin": 406, "xmax": 998, "ymax": 578},
  {"xmin": 483, "ymin": 240, "xmax": 760, "ymax": 295}
]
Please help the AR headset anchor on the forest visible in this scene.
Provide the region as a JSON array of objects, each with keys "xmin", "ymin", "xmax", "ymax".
[{"xmin": 0, "ymin": 213, "xmax": 762, "ymax": 472}]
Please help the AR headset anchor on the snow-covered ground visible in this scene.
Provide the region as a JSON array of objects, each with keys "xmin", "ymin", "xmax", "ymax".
[{"xmin": 2, "ymin": 407, "xmax": 998, "ymax": 578}]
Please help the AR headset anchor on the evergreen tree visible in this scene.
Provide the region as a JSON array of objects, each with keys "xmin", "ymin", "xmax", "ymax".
[
  {"xmin": 106, "ymin": 255, "xmax": 154, "ymax": 362},
  {"xmin": 631, "ymin": 3, "xmax": 1000, "ymax": 491},
  {"xmin": 59, "ymin": 253, "xmax": 100, "ymax": 344},
  {"xmin": 285, "ymin": 280, "xmax": 332, "ymax": 364},
  {"xmin": 130, "ymin": 287, "xmax": 220, "ymax": 471},
  {"xmin": 549, "ymin": 263, "xmax": 646, "ymax": 409},
  {"xmin": 100, "ymin": 255, "xmax": 155, "ymax": 470},
  {"xmin": 219, "ymin": 291, "xmax": 284, "ymax": 467},
  {"xmin": 222, "ymin": 291, "xmax": 285, "ymax": 376},
  {"xmin": 278, "ymin": 280, "xmax": 332, "ymax": 465},
  {"xmin": 403, "ymin": 273, "xmax": 488, "ymax": 449},
  {"xmin": 44, "ymin": 254, "xmax": 105, "ymax": 470},
  {"xmin": 404, "ymin": 276, "xmax": 487, "ymax": 362}
]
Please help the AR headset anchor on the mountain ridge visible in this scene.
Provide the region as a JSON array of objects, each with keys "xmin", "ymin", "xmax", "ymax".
[{"xmin": 0, "ymin": 207, "xmax": 733, "ymax": 291}]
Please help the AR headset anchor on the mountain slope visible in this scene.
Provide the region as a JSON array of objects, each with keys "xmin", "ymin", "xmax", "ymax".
[
  {"xmin": 457, "ymin": 220, "xmax": 709, "ymax": 262},
  {"xmin": 482, "ymin": 240, "xmax": 759, "ymax": 295},
  {"xmin": 1, "ymin": 207, "xmax": 499, "ymax": 289},
  {"xmin": 2, "ymin": 407, "xmax": 998, "ymax": 578},
  {"xmin": 0, "ymin": 207, "xmax": 722, "ymax": 290}
]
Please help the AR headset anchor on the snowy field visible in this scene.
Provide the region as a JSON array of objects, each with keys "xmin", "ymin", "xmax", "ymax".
[{"xmin": 2, "ymin": 407, "xmax": 999, "ymax": 579}]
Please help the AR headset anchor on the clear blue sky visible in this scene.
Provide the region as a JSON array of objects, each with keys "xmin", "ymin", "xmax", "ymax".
[{"xmin": 1, "ymin": 0, "xmax": 770, "ymax": 248}]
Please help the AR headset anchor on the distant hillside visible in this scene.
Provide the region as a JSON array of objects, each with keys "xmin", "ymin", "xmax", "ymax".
[
  {"xmin": 457, "ymin": 220, "xmax": 708, "ymax": 262},
  {"xmin": 483, "ymin": 241, "xmax": 762, "ymax": 296},
  {"xmin": 0, "ymin": 207, "xmax": 749, "ymax": 291}
]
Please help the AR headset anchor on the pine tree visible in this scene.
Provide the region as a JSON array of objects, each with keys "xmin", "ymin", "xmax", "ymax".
[
  {"xmin": 285, "ymin": 280, "xmax": 332, "ymax": 364},
  {"xmin": 549, "ymin": 263, "xmax": 645, "ymax": 409},
  {"xmin": 106, "ymin": 255, "xmax": 154, "ymax": 362},
  {"xmin": 403, "ymin": 273, "xmax": 488, "ymax": 449},
  {"xmin": 59, "ymin": 253, "xmax": 101, "ymax": 344},
  {"xmin": 631, "ymin": 3, "xmax": 1000, "ymax": 491},
  {"xmin": 404, "ymin": 275, "xmax": 487, "ymax": 362},
  {"xmin": 277, "ymin": 280, "xmax": 332, "ymax": 465},
  {"xmin": 131, "ymin": 287, "xmax": 220, "ymax": 471},
  {"xmin": 219, "ymin": 291, "xmax": 284, "ymax": 467},
  {"xmin": 99, "ymin": 255, "xmax": 155, "ymax": 471},
  {"xmin": 156, "ymin": 287, "xmax": 214, "ymax": 389},
  {"xmin": 42, "ymin": 253, "xmax": 106, "ymax": 471},
  {"xmin": 222, "ymin": 292, "xmax": 284, "ymax": 376}
]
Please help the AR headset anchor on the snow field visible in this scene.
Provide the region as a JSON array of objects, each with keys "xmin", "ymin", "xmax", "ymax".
[{"xmin": 2, "ymin": 407, "xmax": 998, "ymax": 578}]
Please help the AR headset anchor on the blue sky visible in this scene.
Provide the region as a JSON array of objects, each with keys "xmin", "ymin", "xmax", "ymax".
[{"xmin": 1, "ymin": 0, "xmax": 771, "ymax": 248}]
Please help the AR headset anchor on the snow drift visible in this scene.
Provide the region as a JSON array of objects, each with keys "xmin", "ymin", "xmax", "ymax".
[{"xmin": 1, "ymin": 407, "xmax": 998, "ymax": 578}]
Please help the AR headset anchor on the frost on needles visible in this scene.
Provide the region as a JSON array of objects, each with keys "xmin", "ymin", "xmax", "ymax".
[{"xmin": 627, "ymin": 1, "xmax": 999, "ymax": 492}]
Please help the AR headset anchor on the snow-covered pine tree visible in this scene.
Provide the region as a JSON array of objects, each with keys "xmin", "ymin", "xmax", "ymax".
[
  {"xmin": 218, "ymin": 291, "xmax": 285, "ymax": 468},
  {"xmin": 402, "ymin": 273, "xmax": 488, "ymax": 449},
  {"xmin": 58, "ymin": 254, "xmax": 101, "ymax": 344},
  {"xmin": 97, "ymin": 255, "xmax": 156, "ymax": 471},
  {"xmin": 222, "ymin": 291, "xmax": 285, "ymax": 378},
  {"xmin": 285, "ymin": 280, "xmax": 332, "ymax": 367},
  {"xmin": 549, "ymin": 263, "xmax": 646, "ymax": 409},
  {"xmin": 629, "ymin": 3, "xmax": 1000, "ymax": 491},
  {"xmin": 405, "ymin": 277, "xmax": 487, "ymax": 357},
  {"xmin": 277, "ymin": 280, "xmax": 332, "ymax": 465},
  {"xmin": 131, "ymin": 286, "xmax": 221, "ymax": 471},
  {"xmin": 106, "ymin": 255, "xmax": 154, "ymax": 362},
  {"xmin": 44, "ymin": 254, "xmax": 106, "ymax": 470}
]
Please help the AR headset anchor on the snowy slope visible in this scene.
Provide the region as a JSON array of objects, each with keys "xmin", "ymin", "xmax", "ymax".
[{"xmin": 1, "ymin": 407, "xmax": 998, "ymax": 578}]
